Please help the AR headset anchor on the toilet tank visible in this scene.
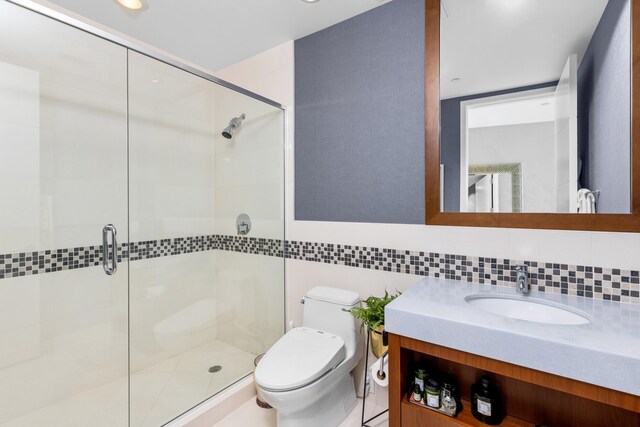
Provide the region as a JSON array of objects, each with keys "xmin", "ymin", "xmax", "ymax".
[{"xmin": 302, "ymin": 287, "xmax": 361, "ymax": 361}]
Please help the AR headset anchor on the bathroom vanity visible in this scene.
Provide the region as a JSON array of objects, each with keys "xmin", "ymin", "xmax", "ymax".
[{"xmin": 385, "ymin": 278, "xmax": 640, "ymax": 427}]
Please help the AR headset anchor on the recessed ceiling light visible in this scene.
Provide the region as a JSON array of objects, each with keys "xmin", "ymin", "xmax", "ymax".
[
  {"xmin": 151, "ymin": 79, "xmax": 159, "ymax": 84},
  {"xmin": 117, "ymin": 0, "xmax": 143, "ymax": 10},
  {"xmin": 301, "ymin": 0, "xmax": 320, "ymax": 3}
]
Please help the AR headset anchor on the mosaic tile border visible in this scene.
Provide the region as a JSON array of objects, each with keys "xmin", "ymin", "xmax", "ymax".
[
  {"xmin": 1, "ymin": 236, "xmax": 638, "ymax": 304},
  {"xmin": 0, "ymin": 235, "xmax": 283, "ymax": 280},
  {"xmin": 284, "ymin": 241, "xmax": 640, "ymax": 304},
  {"xmin": 126, "ymin": 235, "xmax": 284, "ymax": 261},
  {"xmin": 128, "ymin": 235, "xmax": 218, "ymax": 261},
  {"xmin": 0, "ymin": 243, "xmax": 127, "ymax": 280},
  {"xmin": 217, "ymin": 235, "xmax": 285, "ymax": 258}
]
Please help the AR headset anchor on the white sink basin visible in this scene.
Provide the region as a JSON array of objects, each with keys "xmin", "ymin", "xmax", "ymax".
[{"xmin": 465, "ymin": 294, "xmax": 591, "ymax": 325}]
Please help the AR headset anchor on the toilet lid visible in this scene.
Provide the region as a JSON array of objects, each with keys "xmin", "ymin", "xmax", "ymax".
[{"xmin": 255, "ymin": 327, "xmax": 346, "ymax": 392}]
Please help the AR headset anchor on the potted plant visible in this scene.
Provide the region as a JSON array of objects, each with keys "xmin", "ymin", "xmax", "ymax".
[{"xmin": 349, "ymin": 290, "xmax": 401, "ymax": 358}]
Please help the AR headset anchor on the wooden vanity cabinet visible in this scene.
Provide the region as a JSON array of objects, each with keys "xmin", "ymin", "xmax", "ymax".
[{"xmin": 388, "ymin": 333, "xmax": 640, "ymax": 427}]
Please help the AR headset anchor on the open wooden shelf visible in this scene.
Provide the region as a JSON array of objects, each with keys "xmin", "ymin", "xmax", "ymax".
[
  {"xmin": 389, "ymin": 333, "xmax": 640, "ymax": 427},
  {"xmin": 402, "ymin": 396, "xmax": 534, "ymax": 427}
]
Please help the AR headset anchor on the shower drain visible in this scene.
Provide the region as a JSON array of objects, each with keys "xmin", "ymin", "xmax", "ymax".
[{"xmin": 208, "ymin": 365, "xmax": 222, "ymax": 373}]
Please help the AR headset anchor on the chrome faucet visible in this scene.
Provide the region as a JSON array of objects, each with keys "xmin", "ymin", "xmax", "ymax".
[
  {"xmin": 236, "ymin": 213, "xmax": 251, "ymax": 236},
  {"xmin": 237, "ymin": 221, "xmax": 250, "ymax": 235},
  {"xmin": 514, "ymin": 265, "xmax": 530, "ymax": 295}
]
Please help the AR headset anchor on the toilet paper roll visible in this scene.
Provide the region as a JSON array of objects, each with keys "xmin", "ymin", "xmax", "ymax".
[{"xmin": 371, "ymin": 356, "xmax": 389, "ymax": 388}]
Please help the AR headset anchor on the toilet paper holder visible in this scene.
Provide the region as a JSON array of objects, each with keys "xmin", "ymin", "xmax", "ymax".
[
  {"xmin": 361, "ymin": 329, "xmax": 389, "ymax": 427},
  {"xmin": 376, "ymin": 350, "xmax": 388, "ymax": 381}
]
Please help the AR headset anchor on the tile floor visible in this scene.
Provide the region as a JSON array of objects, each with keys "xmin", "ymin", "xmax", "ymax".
[
  {"xmin": 1, "ymin": 340, "xmax": 255, "ymax": 427},
  {"xmin": 213, "ymin": 396, "xmax": 389, "ymax": 427}
]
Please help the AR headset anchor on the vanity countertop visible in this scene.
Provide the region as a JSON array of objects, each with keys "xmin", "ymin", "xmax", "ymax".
[{"xmin": 385, "ymin": 277, "xmax": 640, "ymax": 396}]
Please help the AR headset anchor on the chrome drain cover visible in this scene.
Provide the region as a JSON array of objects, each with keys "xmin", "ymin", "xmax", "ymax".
[{"xmin": 208, "ymin": 365, "xmax": 222, "ymax": 373}]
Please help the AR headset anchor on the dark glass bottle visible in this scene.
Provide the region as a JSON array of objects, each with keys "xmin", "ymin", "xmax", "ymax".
[{"xmin": 471, "ymin": 376, "xmax": 504, "ymax": 425}]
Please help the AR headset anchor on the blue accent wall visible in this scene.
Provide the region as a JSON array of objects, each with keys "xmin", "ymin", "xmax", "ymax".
[
  {"xmin": 294, "ymin": 0, "xmax": 425, "ymax": 224},
  {"xmin": 440, "ymin": 82, "xmax": 559, "ymax": 212},
  {"xmin": 578, "ymin": 0, "xmax": 630, "ymax": 213}
]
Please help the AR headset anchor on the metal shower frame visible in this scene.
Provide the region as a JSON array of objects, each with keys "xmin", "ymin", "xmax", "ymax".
[{"xmin": 6, "ymin": 0, "xmax": 284, "ymax": 110}]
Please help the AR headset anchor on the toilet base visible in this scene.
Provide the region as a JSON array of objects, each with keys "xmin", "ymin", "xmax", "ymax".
[{"xmin": 277, "ymin": 374, "xmax": 357, "ymax": 427}]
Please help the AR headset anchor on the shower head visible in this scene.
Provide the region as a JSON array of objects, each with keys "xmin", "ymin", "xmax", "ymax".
[{"xmin": 222, "ymin": 113, "xmax": 246, "ymax": 139}]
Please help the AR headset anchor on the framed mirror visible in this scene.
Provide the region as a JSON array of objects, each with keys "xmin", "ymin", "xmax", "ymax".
[{"xmin": 425, "ymin": 0, "xmax": 640, "ymax": 231}]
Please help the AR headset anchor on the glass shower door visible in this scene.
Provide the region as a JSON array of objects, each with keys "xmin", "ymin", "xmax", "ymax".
[
  {"xmin": 127, "ymin": 50, "xmax": 220, "ymax": 427},
  {"xmin": 128, "ymin": 50, "xmax": 285, "ymax": 426},
  {"xmin": 0, "ymin": 2, "xmax": 129, "ymax": 426}
]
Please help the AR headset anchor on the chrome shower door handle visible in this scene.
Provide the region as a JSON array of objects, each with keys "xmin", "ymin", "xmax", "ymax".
[{"xmin": 102, "ymin": 224, "xmax": 118, "ymax": 275}]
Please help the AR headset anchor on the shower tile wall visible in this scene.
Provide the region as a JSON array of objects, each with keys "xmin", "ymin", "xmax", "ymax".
[
  {"xmin": 213, "ymin": 84, "xmax": 285, "ymax": 357},
  {"xmin": 128, "ymin": 51, "xmax": 218, "ymax": 373},
  {"xmin": 127, "ymin": 48, "xmax": 284, "ymax": 377},
  {"xmin": 0, "ymin": 13, "xmax": 128, "ymax": 254},
  {"xmin": 0, "ymin": 2, "xmax": 128, "ymax": 424},
  {"xmin": 214, "ymin": 251, "xmax": 284, "ymax": 355},
  {"xmin": 213, "ymin": 86, "xmax": 284, "ymax": 239},
  {"xmin": 128, "ymin": 51, "xmax": 285, "ymax": 425}
]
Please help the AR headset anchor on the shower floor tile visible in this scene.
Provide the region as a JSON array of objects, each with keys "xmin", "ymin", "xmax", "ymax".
[
  {"xmin": 0, "ymin": 339, "xmax": 255, "ymax": 427},
  {"xmin": 133, "ymin": 339, "xmax": 256, "ymax": 427}
]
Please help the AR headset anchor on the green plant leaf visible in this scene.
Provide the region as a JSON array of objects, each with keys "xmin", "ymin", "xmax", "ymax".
[{"xmin": 348, "ymin": 290, "xmax": 401, "ymax": 334}]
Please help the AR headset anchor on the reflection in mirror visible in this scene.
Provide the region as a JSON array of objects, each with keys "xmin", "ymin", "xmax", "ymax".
[
  {"xmin": 439, "ymin": 0, "xmax": 631, "ymax": 214},
  {"xmin": 468, "ymin": 164, "xmax": 523, "ymax": 213}
]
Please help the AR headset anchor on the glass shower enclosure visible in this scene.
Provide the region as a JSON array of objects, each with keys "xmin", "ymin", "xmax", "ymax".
[{"xmin": 0, "ymin": 1, "xmax": 285, "ymax": 426}]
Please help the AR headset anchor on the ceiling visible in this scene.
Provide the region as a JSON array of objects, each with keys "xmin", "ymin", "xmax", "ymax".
[
  {"xmin": 25, "ymin": 0, "xmax": 613, "ymax": 101},
  {"xmin": 467, "ymin": 92, "xmax": 556, "ymax": 129},
  {"xmin": 441, "ymin": 0, "xmax": 610, "ymax": 99},
  {"xmin": 30, "ymin": 0, "xmax": 392, "ymax": 72}
]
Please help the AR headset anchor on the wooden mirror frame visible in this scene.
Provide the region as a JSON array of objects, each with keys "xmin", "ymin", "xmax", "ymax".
[{"xmin": 425, "ymin": 0, "xmax": 640, "ymax": 232}]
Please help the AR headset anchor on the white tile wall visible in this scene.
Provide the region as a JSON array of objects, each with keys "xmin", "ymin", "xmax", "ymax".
[
  {"xmin": 214, "ymin": 42, "xmax": 295, "ymax": 110},
  {"xmin": 0, "ymin": 66, "xmax": 41, "ymax": 253},
  {"xmin": 0, "ymin": 267, "xmax": 128, "ymax": 425},
  {"xmin": 128, "ymin": 50, "xmax": 217, "ymax": 242},
  {"xmin": 212, "ymin": 57, "xmax": 286, "ymax": 365},
  {"xmin": 129, "ymin": 251, "xmax": 218, "ymax": 372},
  {"xmin": 211, "ymin": 84, "xmax": 284, "ymax": 240},
  {"xmin": 128, "ymin": 51, "xmax": 221, "ymax": 401},
  {"xmin": 214, "ymin": 251, "xmax": 284, "ymax": 356},
  {"xmin": 0, "ymin": 2, "xmax": 128, "ymax": 253}
]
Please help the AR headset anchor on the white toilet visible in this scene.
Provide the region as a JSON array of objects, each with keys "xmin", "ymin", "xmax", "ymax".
[{"xmin": 255, "ymin": 287, "xmax": 361, "ymax": 427}]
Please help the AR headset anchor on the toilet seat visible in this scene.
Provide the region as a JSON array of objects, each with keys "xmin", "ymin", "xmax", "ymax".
[{"xmin": 255, "ymin": 327, "xmax": 346, "ymax": 392}]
